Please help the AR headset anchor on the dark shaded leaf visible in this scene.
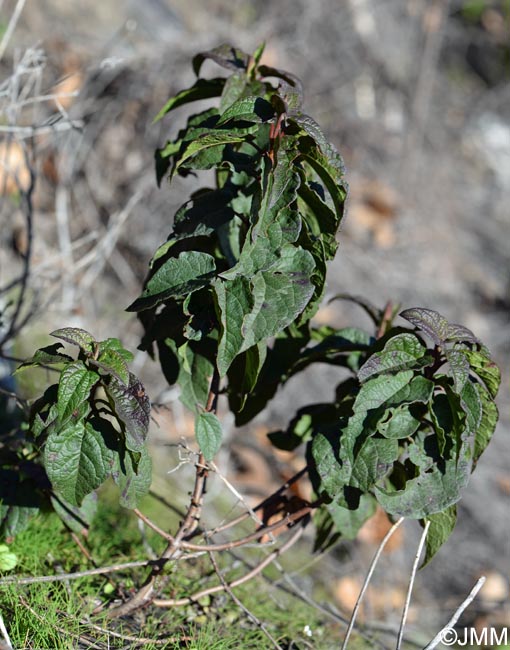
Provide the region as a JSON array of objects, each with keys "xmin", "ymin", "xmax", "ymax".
[
  {"xmin": 106, "ymin": 373, "xmax": 150, "ymax": 452},
  {"xmin": 421, "ymin": 505, "xmax": 457, "ymax": 567},
  {"xmin": 446, "ymin": 323, "xmax": 480, "ymax": 345},
  {"xmin": 127, "ymin": 251, "xmax": 216, "ymax": 312},
  {"xmin": 14, "ymin": 343, "xmax": 74, "ymax": 373},
  {"xmin": 193, "ymin": 44, "xmax": 250, "ymax": 76},
  {"xmin": 153, "ymin": 78, "xmax": 225, "ymax": 123},
  {"xmin": 217, "ymin": 96, "xmax": 274, "ymax": 125},
  {"xmin": 399, "ymin": 308, "xmax": 449, "ymax": 346},
  {"xmin": 472, "ymin": 383, "xmax": 499, "ymax": 465}
]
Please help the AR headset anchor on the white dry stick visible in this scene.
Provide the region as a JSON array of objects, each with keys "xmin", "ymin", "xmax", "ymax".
[
  {"xmin": 396, "ymin": 520, "xmax": 430, "ymax": 650},
  {"xmin": 341, "ymin": 517, "xmax": 405, "ymax": 650},
  {"xmin": 423, "ymin": 576, "xmax": 486, "ymax": 650},
  {"xmin": 0, "ymin": 0, "xmax": 27, "ymax": 61},
  {"xmin": 0, "ymin": 610, "xmax": 13, "ymax": 650}
]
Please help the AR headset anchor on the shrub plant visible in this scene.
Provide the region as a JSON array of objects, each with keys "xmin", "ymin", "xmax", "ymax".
[{"xmin": 1, "ymin": 44, "xmax": 501, "ymax": 616}]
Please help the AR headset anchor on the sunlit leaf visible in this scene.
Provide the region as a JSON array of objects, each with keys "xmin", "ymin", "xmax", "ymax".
[{"xmin": 195, "ymin": 412, "xmax": 223, "ymax": 461}]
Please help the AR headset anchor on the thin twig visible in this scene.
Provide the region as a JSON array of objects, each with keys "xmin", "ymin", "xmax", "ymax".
[
  {"xmin": 0, "ymin": 611, "xmax": 13, "ymax": 650},
  {"xmin": 208, "ymin": 549, "xmax": 283, "ymax": 650},
  {"xmin": 210, "ymin": 466, "xmax": 308, "ymax": 535},
  {"xmin": 106, "ymin": 370, "xmax": 220, "ymax": 618},
  {"xmin": 0, "ymin": 0, "xmax": 26, "ymax": 61},
  {"xmin": 341, "ymin": 517, "xmax": 405, "ymax": 650},
  {"xmin": 0, "ymin": 558, "xmax": 200, "ymax": 586},
  {"xmin": 0, "ymin": 121, "xmax": 83, "ymax": 137},
  {"xmin": 396, "ymin": 521, "xmax": 430, "ymax": 650},
  {"xmin": 77, "ymin": 617, "xmax": 191, "ymax": 646},
  {"xmin": 423, "ymin": 576, "xmax": 486, "ymax": 650},
  {"xmin": 154, "ymin": 526, "xmax": 304, "ymax": 607}
]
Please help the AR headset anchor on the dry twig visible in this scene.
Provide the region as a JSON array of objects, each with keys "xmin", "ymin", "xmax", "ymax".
[
  {"xmin": 341, "ymin": 517, "xmax": 405, "ymax": 650},
  {"xmin": 423, "ymin": 576, "xmax": 487, "ymax": 650},
  {"xmin": 396, "ymin": 520, "xmax": 430, "ymax": 650}
]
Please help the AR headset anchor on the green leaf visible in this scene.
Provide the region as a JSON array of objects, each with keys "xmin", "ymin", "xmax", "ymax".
[
  {"xmin": 463, "ymin": 349, "xmax": 501, "ymax": 399},
  {"xmin": 175, "ymin": 131, "xmax": 247, "ymax": 173},
  {"xmin": 226, "ymin": 342, "xmax": 267, "ymax": 411},
  {"xmin": 399, "ymin": 308, "xmax": 449, "ymax": 346},
  {"xmin": 445, "ymin": 347, "xmax": 470, "ymax": 394},
  {"xmin": 0, "ymin": 544, "xmax": 17, "ymax": 571},
  {"xmin": 14, "ymin": 343, "xmax": 73, "ymax": 373},
  {"xmin": 44, "ymin": 420, "xmax": 115, "ymax": 507},
  {"xmin": 94, "ymin": 348, "xmax": 130, "ymax": 385},
  {"xmin": 106, "ymin": 373, "xmax": 150, "ymax": 452},
  {"xmin": 350, "ymin": 437, "xmax": 399, "ymax": 492},
  {"xmin": 56, "ymin": 362, "xmax": 98, "ymax": 424},
  {"xmin": 215, "ymin": 247, "xmax": 315, "ymax": 375},
  {"xmin": 375, "ymin": 440, "xmax": 471, "ymax": 518},
  {"xmin": 112, "ymin": 446, "xmax": 152, "ymax": 509},
  {"xmin": 128, "ymin": 251, "xmax": 216, "ymax": 312},
  {"xmin": 473, "ymin": 383, "xmax": 499, "ymax": 465},
  {"xmin": 51, "ymin": 327, "xmax": 96, "ymax": 352},
  {"xmin": 153, "ymin": 78, "xmax": 225, "ymax": 123},
  {"xmin": 217, "ymin": 96, "xmax": 274, "ymax": 125},
  {"xmin": 215, "ymin": 276, "xmax": 253, "ymax": 377},
  {"xmin": 174, "ymin": 342, "xmax": 215, "ymax": 414},
  {"xmin": 358, "ymin": 333, "xmax": 428, "ymax": 382},
  {"xmin": 377, "ymin": 405, "xmax": 421, "ymax": 439},
  {"xmin": 327, "ymin": 494, "xmax": 377, "ymax": 540},
  {"xmin": 311, "ymin": 431, "xmax": 343, "ymax": 498},
  {"xmin": 352, "ymin": 370, "xmax": 415, "ymax": 412},
  {"xmin": 193, "ymin": 44, "xmax": 250, "ymax": 76},
  {"xmin": 195, "ymin": 412, "xmax": 223, "ymax": 461},
  {"xmin": 421, "ymin": 505, "xmax": 457, "ymax": 567},
  {"xmin": 296, "ymin": 135, "xmax": 347, "ymax": 222},
  {"xmin": 98, "ymin": 338, "xmax": 134, "ymax": 362}
]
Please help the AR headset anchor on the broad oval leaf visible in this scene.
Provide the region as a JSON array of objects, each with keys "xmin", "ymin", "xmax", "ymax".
[
  {"xmin": 112, "ymin": 446, "xmax": 152, "ymax": 509},
  {"xmin": 421, "ymin": 505, "xmax": 457, "ymax": 567},
  {"xmin": 463, "ymin": 349, "xmax": 501, "ymax": 399},
  {"xmin": 399, "ymin": 308, "xmax": 449, "ymax": 346},
  {"xmin": 358, "ymin": 333, "xmax": 427, "ymax": 382},
  {"xmin": 57, "ymin": 362, "xmax": 98, "ymax": 424},
  {"xmin": 44, "ymin": 420, "xmax": 115, "ymax": 507},
  {"xmin": 375, "ymin": 442, "xmax": 471, "ymax": 518},
  {"xmin": 195, "ymin": 412, "xmax": 223, "ymax": 461},
  {"xmin": 51, "ymin": 327, "xmax": 96, "ymax": 352},
  {"xmin": 217, "ymin": 96, "xmax": 274, "ymax": 125},
  {"xmin": 128, "ymin": 251, "xmax": 216, "ymax": 312}
]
